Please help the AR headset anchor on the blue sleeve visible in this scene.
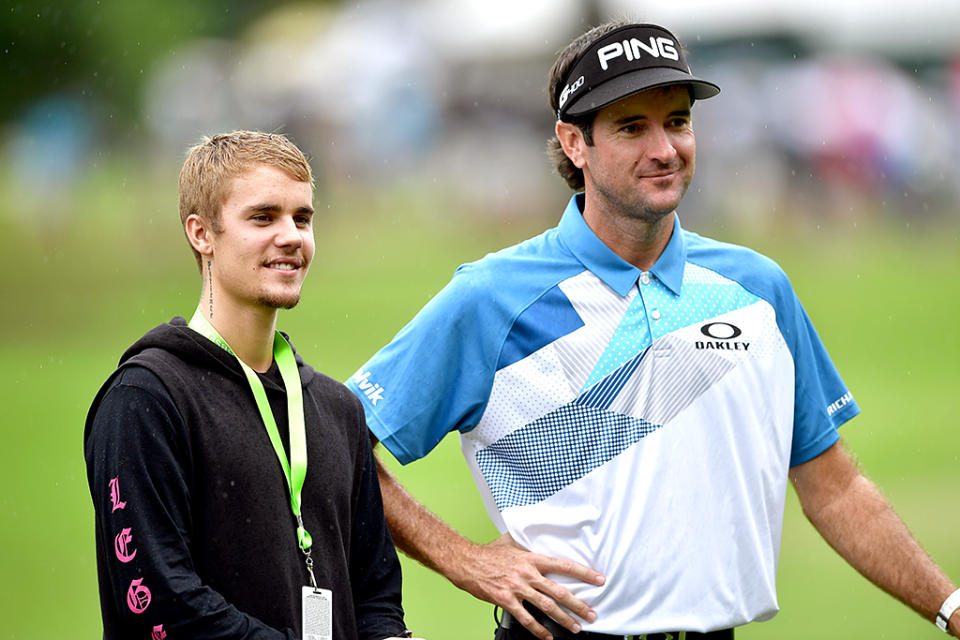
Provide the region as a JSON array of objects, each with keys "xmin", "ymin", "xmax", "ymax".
[
  {"xmin": 783, "ymin": 292, "xmax": 860, "ymax": 466},
  {"xmin": 346, "ymin": 266, "xmax": 506, "ymax": 464}
]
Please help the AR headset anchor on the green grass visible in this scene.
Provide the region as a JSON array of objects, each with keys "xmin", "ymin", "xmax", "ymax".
[{"xmin": 1, "ymin": 183, "xmax": 957, "ymax": 639}]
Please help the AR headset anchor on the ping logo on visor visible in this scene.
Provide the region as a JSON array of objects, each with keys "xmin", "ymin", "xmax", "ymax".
[
  {"xmin": 596, "ymin": 34, "xmax": 680, "ymax": 70},
  {"xmin": 556, "ymin": 24, "xmax": 719, "ymax": 121}
]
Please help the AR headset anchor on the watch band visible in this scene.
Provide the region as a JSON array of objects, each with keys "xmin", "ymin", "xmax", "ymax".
[{"xmin": 936, "ymin": 588, "xmax": 960, "ymax": 633}]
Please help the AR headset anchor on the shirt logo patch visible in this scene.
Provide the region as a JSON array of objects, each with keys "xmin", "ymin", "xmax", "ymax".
[
  {"xmin": 827, "ymin": 392, "xmax": 854, "ymax": 416},
  {"xmin": 696, "ymin": 321, "xmax": 751, "ymax": 352},
  {"xmin": 353, "ymin": 370, "xmax": 385, "ymax": 405}
]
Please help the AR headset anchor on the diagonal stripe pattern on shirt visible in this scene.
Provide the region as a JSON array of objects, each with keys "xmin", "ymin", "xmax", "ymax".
[
  {"xmin": 583, "ymin": 288, "xmax": 651, "ymax": 391},
  {"xmin": 576, "ymin": 347, "xmax": 650, "ymax": 411}
]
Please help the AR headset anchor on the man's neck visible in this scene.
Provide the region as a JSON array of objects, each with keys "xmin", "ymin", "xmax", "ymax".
[
  {"xmin": 201, "ymin": 295, "xmax": 278, "ymax": 373},
  {"xmin": 581, "ymin": 198, "xmax": 674, "ymax": 272}
]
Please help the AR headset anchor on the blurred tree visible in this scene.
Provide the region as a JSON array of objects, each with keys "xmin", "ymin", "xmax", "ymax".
[{"xmin": 0, "ymin": 0, "xmax": 334, "ymax": 130}]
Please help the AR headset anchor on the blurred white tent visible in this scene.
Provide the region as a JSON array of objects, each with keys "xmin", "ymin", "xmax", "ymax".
[
  {"xmin": 418, "ymin": 0, "xmax": 960, "ymax": 58},
  {"xmin": 420, "ymin": 0, "xmax": 583, "ymax": 60},
  {"xmin": 606, "ymin": 0, "xmax": 957, "ymax": 57}
]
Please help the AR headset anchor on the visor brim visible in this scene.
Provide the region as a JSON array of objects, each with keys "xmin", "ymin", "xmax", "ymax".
[{"xmin": 562, "ymin": 67, "xmax": 720, "ymax": 119}]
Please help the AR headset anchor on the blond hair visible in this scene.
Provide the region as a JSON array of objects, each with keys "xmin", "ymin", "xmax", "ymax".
[{"xmin": 178, "ymin": 130, "xmax": 314, "ymax": 269}]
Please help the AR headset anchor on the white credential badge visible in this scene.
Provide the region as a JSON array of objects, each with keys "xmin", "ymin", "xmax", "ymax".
[{"xmin": 302, "ymin": 586, "xmax": 333, "ymax": 640}]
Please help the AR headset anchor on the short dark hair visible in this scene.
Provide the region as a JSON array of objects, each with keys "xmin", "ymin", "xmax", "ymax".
[{"xmin": 546, "ymin": 20, "xmax": 631, "ymax": 191}]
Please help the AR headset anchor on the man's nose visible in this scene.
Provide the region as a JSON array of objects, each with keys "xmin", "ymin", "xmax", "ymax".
[
  {"xmin": 646, "ymin": 126, "xmax": 678, "ymax": 163},
  {"xmin": 275, "ymin": 216, "xmax": 304, "ymax": 247}
]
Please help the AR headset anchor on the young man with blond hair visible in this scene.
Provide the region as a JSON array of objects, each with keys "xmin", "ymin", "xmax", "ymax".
[{"xmin": 85, "ymin": 131, "xmax": 413, "ymax": 639}]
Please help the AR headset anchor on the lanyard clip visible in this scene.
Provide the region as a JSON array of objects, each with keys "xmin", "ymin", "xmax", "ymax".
[
  {"xmin": 298, "ymin": 515, "xmax": 318, "ymax": 589},
  {"xmin": 304, "ymin": 552, "xmax": 318, "ymax": 589},
  {"xmin": 296, "ymin": 514, "xmax": 313, "ymax": 552}
]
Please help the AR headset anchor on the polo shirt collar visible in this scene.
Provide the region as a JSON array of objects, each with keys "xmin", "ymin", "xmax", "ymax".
[
  {"xmin": 651, "ymin": 214, "xmax": 686, "ymax": 296},
  {"xmin": 558, "ymin": 194, "xmax": 686, "ymax": 297}
]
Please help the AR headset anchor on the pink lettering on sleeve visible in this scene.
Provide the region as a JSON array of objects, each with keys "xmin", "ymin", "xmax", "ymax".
[
  {"xmin": 151, "ymin": 624, "xmax": 167, "ymax": 639},
  {"xmin": 126, "ymin": 578, "xmax": 152, "ymax": 614},
  {"xmin": 113, "ymin": 527, "xmax": 138, "ymax": 563},
  {"xmin": 109, "ymin": 476, "xmax": 127, "ymax": 512}
]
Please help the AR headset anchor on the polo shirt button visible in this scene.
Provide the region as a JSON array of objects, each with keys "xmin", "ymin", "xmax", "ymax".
[
  {"xmin": 651, "ymin": 308, "xmax": 661, "ymax": 321},
  {"xmin": 639, "ymin": 272, "xmax": 651, "ymax": 285}
]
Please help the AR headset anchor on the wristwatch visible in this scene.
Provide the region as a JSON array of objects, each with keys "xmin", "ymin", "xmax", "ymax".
[{"xmin": 936, "ymin": 588, "xmax": 960, "ymax": 634}]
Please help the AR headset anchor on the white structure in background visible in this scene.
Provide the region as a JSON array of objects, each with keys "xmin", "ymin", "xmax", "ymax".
[{"xmin": 615, "ymin": 0, "xmax": 960, "ymax": 57}]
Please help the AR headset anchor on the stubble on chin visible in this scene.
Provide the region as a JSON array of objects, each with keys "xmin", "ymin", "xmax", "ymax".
[
  {"xmin": 257, "ymin": 291, "xmax": 302, "ymax": 310},
  {"xmin": 593, "ymin": 182, "xmax": 682, "ymax": 226},
  {"xmin": 627, "ymin": 205, "xmax": 673, "ymax": 226}
]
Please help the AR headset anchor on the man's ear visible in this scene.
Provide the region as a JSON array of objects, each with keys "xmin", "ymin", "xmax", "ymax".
[
  {"xmin": 184, "ymin": 214, "xmax": 214, "ymax": 257},
  {"xmin": 555, "ymin": 120, "xmax": 588, "ymax": 169}
]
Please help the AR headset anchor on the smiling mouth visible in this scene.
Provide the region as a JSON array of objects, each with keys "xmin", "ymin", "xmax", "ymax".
[
  {"xmin": 640, "ymin": 170, "xmax": 678, "ymax": 179},
  {"xmin": 265, "ymin": 259, "xmax": 302, "ymax": 271}
]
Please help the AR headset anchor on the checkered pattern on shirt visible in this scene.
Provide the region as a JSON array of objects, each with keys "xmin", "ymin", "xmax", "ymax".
[{"xmin": 476, "ymin": 401, "xmax": 661, "ymax": 511}]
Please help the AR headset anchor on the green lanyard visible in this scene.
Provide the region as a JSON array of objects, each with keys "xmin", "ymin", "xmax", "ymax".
[{"xmin": 188, "ymin": 308, "xmax": 317, "ymax": 586}]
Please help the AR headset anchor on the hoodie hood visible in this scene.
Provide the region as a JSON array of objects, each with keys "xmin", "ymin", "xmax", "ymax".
[{"xmin": 118, "ymin": 316, "xmax": 317, "ymax": 389}]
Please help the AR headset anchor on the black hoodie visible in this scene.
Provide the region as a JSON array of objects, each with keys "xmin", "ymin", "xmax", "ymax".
[{"xmin": 84, "ymin": 317, "xmax": 406, "ymax": 639}]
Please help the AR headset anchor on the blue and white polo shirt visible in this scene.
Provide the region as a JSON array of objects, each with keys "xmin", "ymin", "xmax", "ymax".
[{"xmin": 347, "ymin": 194, "xmax": 859, "ymax": 634}]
